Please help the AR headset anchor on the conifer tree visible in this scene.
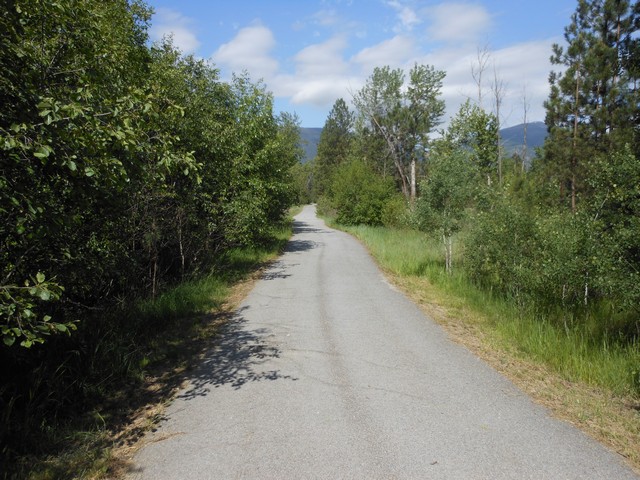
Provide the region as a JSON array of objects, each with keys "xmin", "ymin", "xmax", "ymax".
[
  {"xmin": 543, "ymin": 0, "xmax": 640, "ymax": 211},
  {"xmin": 314, "ymin": 98, "xmax": 354, "ymax": 196}
]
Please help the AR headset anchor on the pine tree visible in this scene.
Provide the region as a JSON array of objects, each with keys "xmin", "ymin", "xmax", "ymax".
[
  {"xmin": 543, "ymin": 0, "xmax": 640, "ymax": 212},
  {"xmin": 314, "ymin": 98, "xmax": 354, "ymax": 196}
]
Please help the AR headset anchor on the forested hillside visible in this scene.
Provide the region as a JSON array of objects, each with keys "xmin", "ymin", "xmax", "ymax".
[
  {"xmin": 0, "ymin": 0, "xmax": 301, "ymax": 470},
  {"xmin": 300, "ymin": 127, "xmax": 322, "ymax": 163},
  {"xmin": 306, "ymin": 0, "xmax": 640, "ymax": 394}
]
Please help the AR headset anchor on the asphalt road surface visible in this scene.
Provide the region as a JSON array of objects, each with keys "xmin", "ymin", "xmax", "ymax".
[{"xmin": 127, "ymin": 205, "xmax": 638, "ymax": 479}]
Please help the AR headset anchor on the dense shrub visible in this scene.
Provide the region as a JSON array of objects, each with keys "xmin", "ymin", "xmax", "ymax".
[
  {"xmin": 0, "ymin": 0, "xmax": 300, "ymax": 460},
  {"xmin": 331, "ymin": 160, "xmax": 395, "ymax": 226},
  {"xmin": 463, "ymin": 198, "xmax": 542, "ymax": 302},
  {"xmin": 381, "ymin": 194, "xmax": 411, "ymax": 228}
]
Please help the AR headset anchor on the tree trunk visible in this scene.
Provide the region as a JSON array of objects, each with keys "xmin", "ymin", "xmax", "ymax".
[
  {"xmin": 178, "ymin": 216, "xmax": 185, "ymax": 280},
  {"xmin": 410, "ymin": 157, "xmax": 417, "ymax": 203},
  {"xmin": 151, "ymin": 253, "xmax": 158, "ymax": 299},
  {"xmin": 522, "ymin": 86, "xmax": 529, "ymax": 173},
  {"xmin": 571, "ymin": 62, "xmax": 581, "ymax": 214},
  {"xmin": 443, "ymin": 232, "xmax": 453, "ymax": 274}
]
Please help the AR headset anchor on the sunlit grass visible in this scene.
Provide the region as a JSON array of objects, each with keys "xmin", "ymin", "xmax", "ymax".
[
  {"xmin": 135, "ymin": 223, "xmax": 292, "ymax": 324},
  {"xmin": 136, "ymin": 276, "xmax": 229, "ymax": 322}
]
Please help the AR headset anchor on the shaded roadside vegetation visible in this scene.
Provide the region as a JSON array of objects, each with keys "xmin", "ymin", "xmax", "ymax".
[
  {"xmin": 3, "ymin": 224, "xmax": 292, "ymax": 479},
  {"xmin": 1, "ymin": 1, "xmax": 302, "ymax": 477},
  {"xmin": 300, "ymin": 0, "xmax": 640, "ymax": 460}
]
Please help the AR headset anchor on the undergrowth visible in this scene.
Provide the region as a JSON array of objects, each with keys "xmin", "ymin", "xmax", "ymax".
[{"xmin": 1, "ymin": 220, "xmax": 293, "ymax": 480}]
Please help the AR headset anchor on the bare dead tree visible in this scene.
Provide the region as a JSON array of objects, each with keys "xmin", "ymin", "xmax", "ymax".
[
  {"xmin": 491, "ymin": 64, "xmax": 506, "ymax": 186},
  {"xmin": 521, "ymin": 84, "xmax": 530, "ymax": 173},
  {"xmin": 471, "ymin": 44, "xmax": 491, "ymax": 108}
]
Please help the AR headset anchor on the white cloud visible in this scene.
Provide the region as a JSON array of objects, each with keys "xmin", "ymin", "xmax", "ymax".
[
  {"xmin": 150, "ymin": 8, "xmax": 200, "ymax": 54},
  {"xmin": 313, "ymin": 9, "xmax": 341, "ymax": 27},
  {"xmin": 209, "ymin": 6, "xmax": 555, "ymax": 128},
  {"xmin": 212, "ymin": 24, "xmax": 279, "ymax": 80},
  {"xmin": 386, "ymin": 0, "xmax": 421, "ymax": 32},
  {"xmin": 425, "ymin": 3, "xmax": 492, "ymax": 44},
  {"xmin": 271, "ymin": 71, "xmax": 359, "ymax": 107},
  {"xmin": 294, "ymin": 36, "xmax": 350, "ymax": 77},
  {"xmin": 290, "ymin": 77, "xmax": 359, "ymax": 106},
  {"xmin": 280, "ymin": 35, "xmax": 551, "ymax": 127},
  {"xmin": 352, "ymin": 35, "xmax": 417, "ymax": 73},
  {"xmin": 486, "ymin": 40, "xmax": 555, "ymax": 125},
  {"xmin": 417, "ymin": 39, "xmax": 555, "ymax": 127},
  {"xmin": 271, "ymin": 36, "xmax": 357, "ymax": 107}
]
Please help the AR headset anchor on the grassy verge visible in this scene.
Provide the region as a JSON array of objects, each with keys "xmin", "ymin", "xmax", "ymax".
[
  {"xmin": 12, "ymin": 220, "xmax": 294, "ymax": 480},
  {"xmin": 338, "ymin": 222, "xmax": 640, "ymax": 472}
]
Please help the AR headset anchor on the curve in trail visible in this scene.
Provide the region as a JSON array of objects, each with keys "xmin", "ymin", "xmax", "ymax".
[{"xmin": 127, "ymin": 205, "xmax": 638, "ymax": 479}]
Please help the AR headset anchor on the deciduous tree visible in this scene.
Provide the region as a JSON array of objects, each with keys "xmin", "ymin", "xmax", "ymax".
[{"xmin": 353, "ymin": 64, "xmax": 445, "ymax": 202}]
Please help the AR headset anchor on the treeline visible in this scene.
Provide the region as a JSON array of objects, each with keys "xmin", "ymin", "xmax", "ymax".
[
  {"xmin": 309, "ymin": 0, "xmax": 639, "ymax": 372},
  {"xmin": 1, "ymin": 0, "xmax": 299, "ymax": 460}
]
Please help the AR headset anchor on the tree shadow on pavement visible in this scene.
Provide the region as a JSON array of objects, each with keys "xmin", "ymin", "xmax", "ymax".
[
  {"xmin": 261, "ymin": 232, "xmax": 320, "ymax": 281},
  {"xmin": 177, "ymin": 307, "xmax": 298, "ymax": 400},
  {"xmin": 285, "ymin": 239, "xmax": 319, "ymax": 253},
  {"xmin": 292, "ymin": 220, "xmax": 332, "ymax": 235},
  {"xmin": 261, "ymin": 261, "xmax": 294, "ymax": 280}
]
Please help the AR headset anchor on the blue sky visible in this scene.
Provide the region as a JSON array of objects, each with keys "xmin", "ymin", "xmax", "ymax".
[{"xmin": 144, "ymin": 0, "xmax": 577, "ymax": 128}]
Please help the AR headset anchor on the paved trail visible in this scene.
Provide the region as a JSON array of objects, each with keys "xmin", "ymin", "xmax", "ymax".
[{"xmin": 127, "ymin": 205, "xmax": 637, "ymax": 479}]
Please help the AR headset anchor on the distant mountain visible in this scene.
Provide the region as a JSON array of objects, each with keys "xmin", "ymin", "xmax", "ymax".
[
  {"xmin": 298, "ymin": 122, "xmax": 548, "ymax": 164},
  {"xmin": 500, "ymin": 121, "xmax": 547, "ymax": 159},
  {"xmin": 299, "ymin": 128, "xmax": 322, "ymax": 163}
]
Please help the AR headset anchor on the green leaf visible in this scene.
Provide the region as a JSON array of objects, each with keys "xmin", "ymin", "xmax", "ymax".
[
  {"xmin": 34, "ymin": 147, "xmax": 50, "ymax": 159},
  {"xmin": 38, "ymin": 289, "xmax": 51, "ymax": 301},
  {"xmin": 84, "ymin": 166, "xmax": 95, "ymax": 177},
  {"xmin": 55, "ymin": 324, "xmax": 67, "ymax": 332},
  {"xmin": 20, "ymin": 339, "xmax": 33, "ymax": 348},
  {"xmin": 67, "ymin": 160, "xmax": 77, "ymax": 171},
  {"xmin": 36, "ymin": 272, "xmax": 45, "ymax": 283},
  {"xmin": 3, "ymin": 336, "xmax": 15, "ymax": 347}
]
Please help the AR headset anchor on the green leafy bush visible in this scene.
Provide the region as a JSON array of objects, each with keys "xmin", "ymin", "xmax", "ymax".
[
  {"xmin": 331, "ymin": 159, "xmax": 395, "ymax": 226},
  {"xmin": 0, "ymin": 0, "xmax": 302, "ymax": 467},
  {"xmin": 381, "ymin": 194, "xmax": 411, "ymax": 228}
]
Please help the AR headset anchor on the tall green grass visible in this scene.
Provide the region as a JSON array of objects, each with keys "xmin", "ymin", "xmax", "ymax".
[
  {"xmin": 135, "ymin": 276, "xmax": 229, "ymax": 323},
  {"xmin": 137, "ymin": 221, "xmax": 293, "ymax": 324},
  {"xmin": 343, "ymin": 224, "xmax": 640, "ymax": 396}
]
